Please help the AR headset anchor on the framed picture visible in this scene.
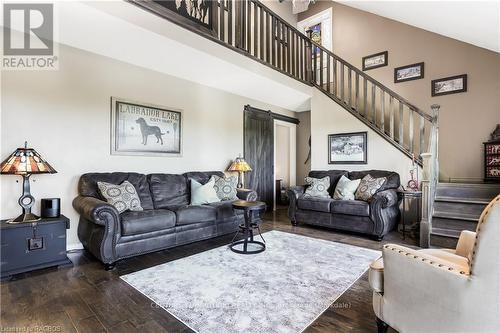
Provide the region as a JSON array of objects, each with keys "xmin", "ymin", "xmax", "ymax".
[
  {"xmin": 431, "ymin": 74, "xmax": 467, "ymax": 97},
  {"xmin": 111, "ymin": 97, "xmax": 183, "ymax": 157},
  {"xmin": 362, "ymin": 51, "xmax": 388, "ymax": 71},
  {"xmin": 328, "ymin": 132, "xmax": 367, "ymax": 164},
  {"xmin": 394, "ymin": 62, "xmax": 424, "ymax": 83}
]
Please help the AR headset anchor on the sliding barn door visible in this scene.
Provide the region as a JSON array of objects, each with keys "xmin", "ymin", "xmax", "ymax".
[{"xmin": 244, "ymin": 106, "xmax": 274, "ymax": 211}]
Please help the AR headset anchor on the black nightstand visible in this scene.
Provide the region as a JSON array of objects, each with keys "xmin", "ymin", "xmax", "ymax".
[{"xmin": 1, "ymin": 215, "xmax": 72, "ymax": 280}]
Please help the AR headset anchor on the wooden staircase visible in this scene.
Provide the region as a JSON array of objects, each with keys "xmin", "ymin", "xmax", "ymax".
[{"xmin": 430, "ymin": 182, "xmax": 500, "ymax": 248}]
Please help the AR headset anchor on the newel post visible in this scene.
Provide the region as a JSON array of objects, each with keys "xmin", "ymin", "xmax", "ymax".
[{"xmin": 419, "ymin": 104, "xmax": 440, "ymax": 248}]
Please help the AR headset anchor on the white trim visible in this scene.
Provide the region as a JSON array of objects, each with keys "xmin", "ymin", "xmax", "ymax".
[
  {"xmin": 297, "ymin": 7, "xmax": 333, "ymax": 52},
  {"xmin": 273, "ymin": 119, "xmax": 297, "ymax": 211}
]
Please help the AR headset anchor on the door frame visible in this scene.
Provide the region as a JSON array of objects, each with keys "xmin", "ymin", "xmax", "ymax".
[
  {"xmin": 274, "ymin": 119, "xmax": 297, "ymax": 211},
  {"xmin": 243, "ymin": 105, "xmax": 299, "ymax": 211}
]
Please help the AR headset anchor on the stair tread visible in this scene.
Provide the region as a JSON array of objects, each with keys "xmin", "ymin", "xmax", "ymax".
[
  {"xmin": 432, "ymin": 211, "xmax": 479, "ymax": 221},
  {"xmin": 434, "ymin": 196, "xmax": 490, "ymax": 205}
]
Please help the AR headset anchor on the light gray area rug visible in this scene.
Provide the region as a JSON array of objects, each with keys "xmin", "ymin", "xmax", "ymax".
[{"xmin": 121, "ymin": 231, "xmax": 380, "ymax": 333}]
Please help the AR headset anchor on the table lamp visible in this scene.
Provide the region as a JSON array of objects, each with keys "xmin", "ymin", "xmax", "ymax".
[
  {"xmin": 228, "ymin": 155, "xmax": 252, "ymax": 188},
  {"xmin": 0, "ymin": 142, "xmax": 57, "ymax": 223}
]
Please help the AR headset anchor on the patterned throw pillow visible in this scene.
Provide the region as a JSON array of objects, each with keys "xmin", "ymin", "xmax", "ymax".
[
  {"xmin": 212, "ymin": 175, "xmax": 238, "ymax": 201},
  {"xmin": 190, "ymin": 178, "xmax": 221, "ymax": 205},
  {"xmin": 354, "ymin": 174, "xmax": 387, "ymax": 201},
  {"xmin": 333, "ymin": 175, "xmax": 361, "ymax": 200},
  {"xmin": 303, "ymin": 176, "xmax": 330, "ymax": 198},
  {"xmin": 97, "ymin": 181, "xmax": 143, "ymax": 213}
]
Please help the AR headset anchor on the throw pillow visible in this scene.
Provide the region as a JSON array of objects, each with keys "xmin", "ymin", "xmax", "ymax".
[
  {"xmin": 97, "ymin": 181, "xmax": 143, "ymax": 214},
  {"xmin": 333, "ymin": 175, "xmax": 361, "ymax": 200},
  {"xmin": 190, "ymin": 177, "xmax": 221, "ymax": 205},
  {"xmin": 303, "ymin": 176, "xmax": 330, "ymax": 198},
  {"xmin": 212, "ymin": 175, "xmax": 238, "ymax": 201},
  {"xmin": 355, "ymin": 174, "xmax": 387, "ymax": 201}
]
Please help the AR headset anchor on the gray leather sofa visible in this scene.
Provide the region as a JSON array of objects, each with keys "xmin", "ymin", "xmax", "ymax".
[
  {"xmin": 287, "ymin": 170, "xmax": 400, "ymax": 240},
  {"xmin": 73, "ymin": 171, "xmax": 257, "ymax": 269}
]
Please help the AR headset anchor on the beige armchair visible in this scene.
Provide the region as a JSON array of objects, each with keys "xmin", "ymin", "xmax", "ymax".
[{"xmin": 369, "ymin": 195, "xmax": 500, "ymax": 333}]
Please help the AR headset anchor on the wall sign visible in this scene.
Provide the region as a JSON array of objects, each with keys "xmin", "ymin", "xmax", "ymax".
[{"xmin": 111, "ymin": 98, "xmax": 182, "ymax": 156}]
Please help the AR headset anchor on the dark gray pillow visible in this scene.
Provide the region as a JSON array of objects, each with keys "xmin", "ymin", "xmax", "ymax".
[{"xmin": 97, "ymin": 181, "xmax": 143, "ymax": 213}]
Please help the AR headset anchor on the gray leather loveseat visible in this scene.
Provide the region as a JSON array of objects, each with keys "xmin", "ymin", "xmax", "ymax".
[
  {"xmin": 73, "ymin": 171, "xmax": 257, "ymax": 269},
  {"xmin": 287, "ymin": 170, "xmax": 400, "ymax": 240}
]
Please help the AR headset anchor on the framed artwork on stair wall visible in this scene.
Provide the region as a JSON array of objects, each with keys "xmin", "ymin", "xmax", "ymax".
[
  {"xmin": 110, "ymin": 97, "xmax": 183, "ymax": 157},
  {"xmin": 328, "ymin": 132, "xmax": 367, "ymax": 164},
  {"xmin": 362, "ymin": 51, "xmax": 388, "ymax": 71}
]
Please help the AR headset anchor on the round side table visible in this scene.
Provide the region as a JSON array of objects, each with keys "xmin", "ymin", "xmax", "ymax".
[{"xmin": 230, "ymin": 200, "xmax": 266, "ymax": 254}]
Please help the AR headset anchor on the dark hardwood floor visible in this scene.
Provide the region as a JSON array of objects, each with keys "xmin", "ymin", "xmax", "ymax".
[{"xmin": 1, "ymin": 208, "xmax": 415, "ymax": 333}]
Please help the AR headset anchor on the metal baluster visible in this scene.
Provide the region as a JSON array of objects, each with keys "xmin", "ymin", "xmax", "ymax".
[
  {"xmin": 332, "ymin": 59, "xmax": 337, "ymax": 97},
  {"xmin": 219, "ymin": 0, "xmax": 225, "ymax": 41},
  {"xmin": 380, "ymin": 90, "xmax": 385, "ymax": 132},
  {"xmin": 363, "ymin": 78, "xmax": 367, "ymax": 117},
  {"xmin": 371, "ymin": 84, "xmax": 376, "ymax": 124},
  {"xmin": 247, "ymin": 0, "xmax": 251, "ymax": 52},
  {"xmin": 319, "ymin": 49, "xmax": 324, "ymax": 88},
  {"xmin": 259, "ymin": 6, "xmax": 266, "ymax": 60},
  {"xmin": 389, "ymin": 96, "xmax": 394, "ymax": 139},
  {"xmin": 409, "ymin": 109, "xmax": 414, "ymax": 153},
  {"xmin": 228, "ymin": 0, "xmax": 232, "ymax": 45},
  {"xmin": 399, "ymin": 101, "xmax": 404, "ymax": 145},
  {"xmin": 326, "ymin": 56, "xmax": 331, "ymax": 94},
  {"xmin": 347, "ymin": 69, "xmax": 352, "ymax": 107},
  {"xmin": 340, "ymin": 63, "xmax": 345, "ymax": 102},
  {"xmin": 355, "ymin": 73, "xmax": 359, "ymax": 112},
  {"xmin": 419, "ymin": 114, "xmax": 425, "ymax": 156}
]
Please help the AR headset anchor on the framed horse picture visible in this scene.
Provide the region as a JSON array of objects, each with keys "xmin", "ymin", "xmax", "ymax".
[{"xmin": 110, "ymin": 97, "xmax": 183, "ymax": 156}]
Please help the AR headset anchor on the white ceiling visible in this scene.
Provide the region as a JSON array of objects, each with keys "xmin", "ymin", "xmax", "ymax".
[
  {"xmin": 337, "ymin": 1, "xmax": 500, "ymax": 53},
  {"xmin": 2, "ymin": 1, "xmax": 312, "ymax": 111}
]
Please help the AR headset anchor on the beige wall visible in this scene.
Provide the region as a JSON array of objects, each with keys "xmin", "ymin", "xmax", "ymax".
[
  {"xmin": 296, "ymin": 111, "xmax": 311, "ymax": 183},
  {"xmin": 0, "ymin": 44, "xmax": 294, "ymax": 249},
  {"xmin": 300, "ymin": 1, "xmax": 500, "ymax": 181},
  {"xmin": 310, "ymin": 89, "xmax": 419, "ymax": 186},
  {"xmin": 264, "ymin": 0, "xmax": 298, "ymax": 26}
]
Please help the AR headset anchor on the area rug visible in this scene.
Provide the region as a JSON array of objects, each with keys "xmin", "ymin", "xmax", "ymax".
[{"xmin": 121, "ymin": 230, "xmax": 380, "ymax": 333}]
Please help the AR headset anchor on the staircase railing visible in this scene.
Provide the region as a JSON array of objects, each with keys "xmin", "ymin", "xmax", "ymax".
[{"xmin": 131, "ymin": 0, "xmax": 438, "ymax": 165}]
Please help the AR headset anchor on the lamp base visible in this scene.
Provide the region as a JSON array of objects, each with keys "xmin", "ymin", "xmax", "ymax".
[{"xmin": 7, "ymin": 213, "xmax": 41, "ymax": 224}]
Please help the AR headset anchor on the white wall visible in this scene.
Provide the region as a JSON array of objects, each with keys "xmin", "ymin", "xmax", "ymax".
[
  {"xmin": 310, "ymin": 89, "xmax": 419, "ymax": 186},
  {"xmin": 0, "ymin": 44, "xmax": 294, "ymax": 249}
]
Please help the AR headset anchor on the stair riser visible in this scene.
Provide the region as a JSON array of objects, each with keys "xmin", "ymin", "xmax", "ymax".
[
  {"xmin": 436, "ymin": 185, "xmax": 500, "ymax": 200},
  {"xmin": 432, "ymin": 217, "xmax": 477, "ymax": 233},
  {"xmin": 433, "ymin": 201, "xmax": 486, "ymax": 217},
  {"xmin": 430, "ymin": 234, "xmax": 458, "ymax": 249}
]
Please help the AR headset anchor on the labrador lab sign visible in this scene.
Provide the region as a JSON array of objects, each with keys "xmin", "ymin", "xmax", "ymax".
[
  {"xmin": 2, "ymin": 3, "xmax": 58, "ymax": 70},
  {"xmin": 111, "ymin": 98, "xmax": 183, "ymax": 157}
]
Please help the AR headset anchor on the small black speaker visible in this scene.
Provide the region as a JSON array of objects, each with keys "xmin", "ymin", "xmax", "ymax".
[{"xmin": 41, "ymin": 198, "xmax": 60, "ymax": 218}]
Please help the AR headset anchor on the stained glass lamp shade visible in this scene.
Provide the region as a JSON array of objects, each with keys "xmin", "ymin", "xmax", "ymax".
[
  {"xmin": 0, "ymin": 142, "xmax": 57, "ymax": 223},
  {"xmin": 228, "ymin": 156, "xmax": 252, "ymax": 188}
]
